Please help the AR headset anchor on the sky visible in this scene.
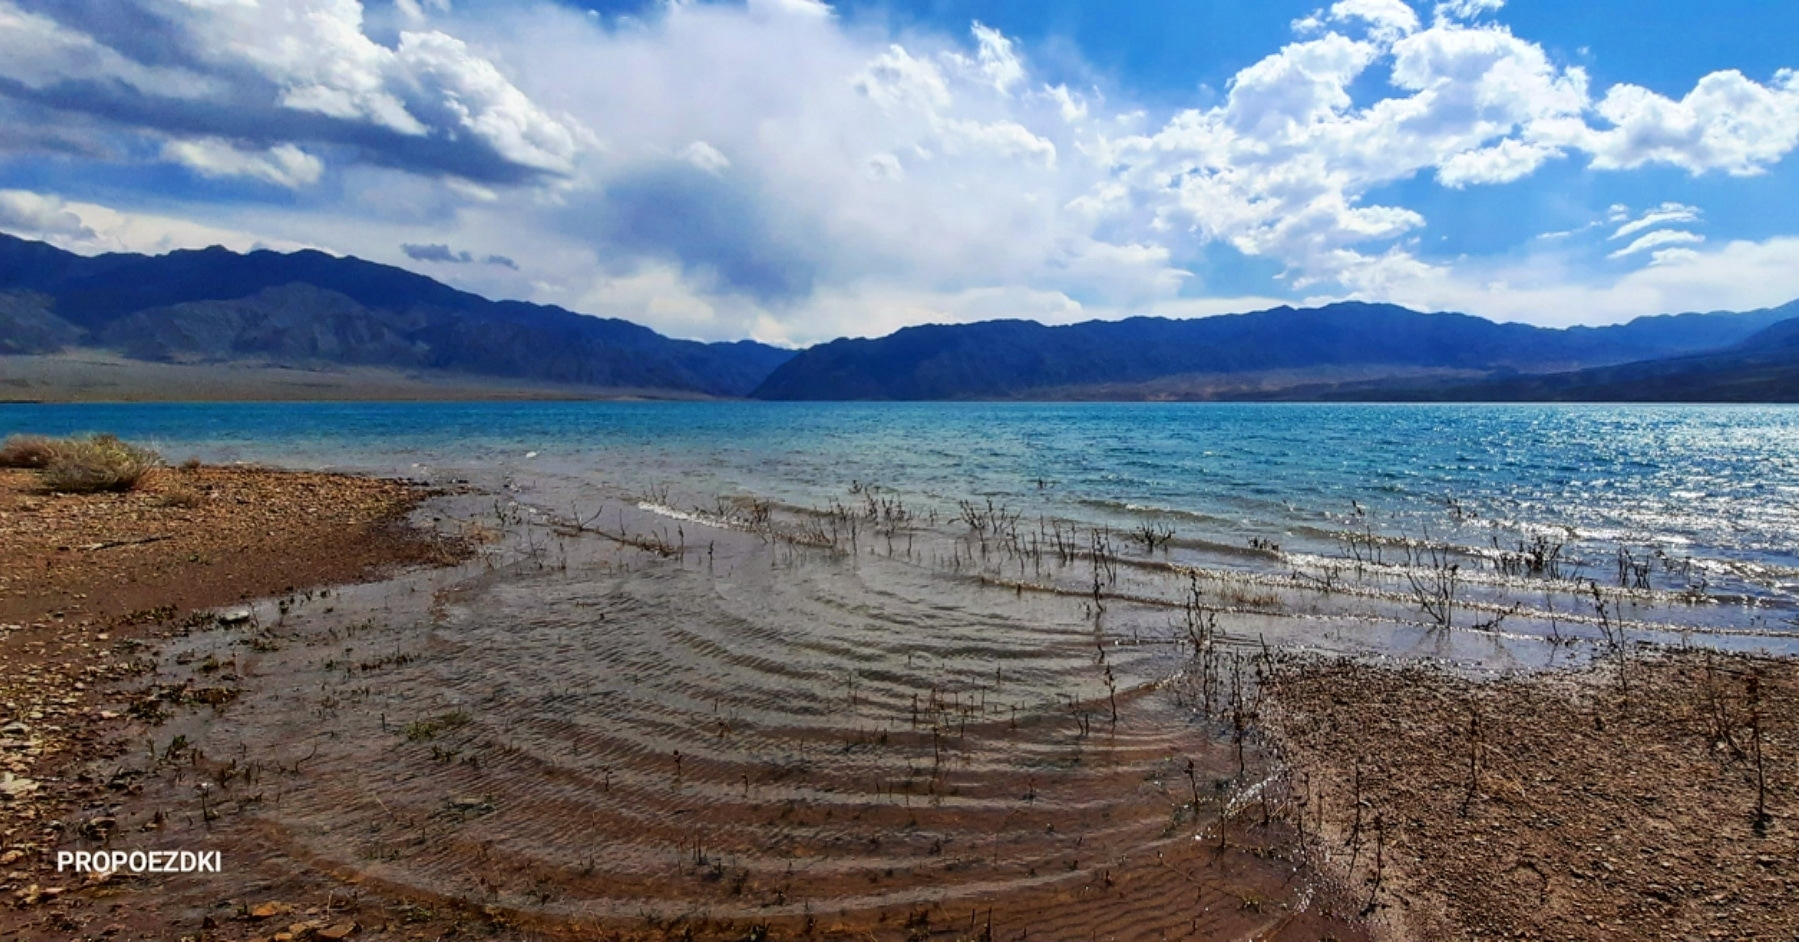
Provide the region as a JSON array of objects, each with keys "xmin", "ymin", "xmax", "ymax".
[{"xmin": 2, "ymin": 0, "xmax": 1798, "ymax": 346}]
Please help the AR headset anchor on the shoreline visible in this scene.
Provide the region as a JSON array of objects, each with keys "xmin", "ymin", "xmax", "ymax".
[
  {"xmin": 0, "ymin": 455, "xmax": 1792, "ymax": 939},
  {"xmin": 0, "ymin": 353, "xmax": 723, "ymax": 403},
  {"xmin": 0, "ymin": 464, "xmax": 470, "ymax": 938}
]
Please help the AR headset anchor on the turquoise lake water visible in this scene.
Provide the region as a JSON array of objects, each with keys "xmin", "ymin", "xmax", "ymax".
[
  {"xmin": 5, "ymin": 400, "xmax": 1798, "ymax": 629},
  {"xmin": 9, "ymin": 400, "xmax": 1798, "ymax": 921}
]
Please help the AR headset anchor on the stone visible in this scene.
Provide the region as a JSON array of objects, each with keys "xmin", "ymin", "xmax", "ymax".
[
  {"xmin": 0, "ymin": 773, "xmax": 38, "ymax": 800},
  {"xmin": 249, "ymin": 901, "xmax": 294, "ymax": 919}
]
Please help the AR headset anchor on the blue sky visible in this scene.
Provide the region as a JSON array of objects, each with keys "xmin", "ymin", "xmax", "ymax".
[{"xmin": 3, "ymin": 0, "xmax": 1798, "ymax": 344}]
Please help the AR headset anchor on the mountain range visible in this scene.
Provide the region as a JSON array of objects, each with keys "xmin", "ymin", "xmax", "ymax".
[
  {"xmin": 3, "ymin": 232, "xmax": 1797, "ymax": 401},
  {"xmin": 0, "ymin": 233, "xmax": 792, "ymax": 397},
  {"xmin": 749, "ymin": 301, "xmax": 1799, "ymax": 400}
]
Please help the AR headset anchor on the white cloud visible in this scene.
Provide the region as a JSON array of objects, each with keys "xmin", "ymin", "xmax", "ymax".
[
  {"xmin": 747, "ymin": 0, "xmax": 834, "ymax": 20},
  {"xmin": 197, "ymin": 0, "xmax": 429, "ymax": 135},
  {"xmin": 1432, "ymin": 0, "xmax": 1505, "ymax": 24},
  {"xmin": 856, "ymin": 45, "xmax": 953, "ymax": 112},
  {"xmin": 0, "ymin": 1, "xmax": 218, "ymax": 99},
  {"xmin": 1044, "ymin": 85, "xmax": 1089, "ymax": 123},
  {"xmin": 161, "ymin": 139, "xmax": 325, "ymax": 188},
  {"xmin": 395, "ymin": 29, "xmax": 591, "ymax": 176},
  {"xmin": 1611, "ymin": 202, "xmax": 1701, "ymax": 240},
  {"xmin": 0, "ymin": 188, "xmax": 311, "ymax": 256},
  {"xmin": 1328, "ymin": 0, "xmax": 1421, "ymax": 44},
  {"xmin": 1382, "ymin": 237, "xmax": 1799, "ymax": 326},
  {"xmin": 1089, "ymin": 18, "xmax": 1591, "ymax": 293},
  {"xmin": 969, "ymin": 22, "xmax": 1026, "ymax": 96},
  {"xmin": 6, "ymin": 0, "xmax": 1799, "ymax": 345},
  {"xmin": 938, "ymin": 118, "xmax": 1056, "ymax": 166},
  {"xmin": 0, "ymin": 190, "xmax": 97, "ymax": 242},
  {"xmin": 1583, "ymin": 69, "xmax": 1799, "ymax": 176},
  {"xmin": 1078, "ymin": 7, "xmax": 1799, "ymax": 310},
  {"xmin": 1608, "ymin": 228, "xmax": 1704, "ymax": 260},
  {"xmin": 2, "ymin": 0, "xmax": 591, "ymax": 184},
  {"xmin": 679, "ymin": 141, "xmax": 732, "ymax": 174},
  {"xmin": 1436, "ymin": 138, "xmax": 1558, "ymax": 186}
]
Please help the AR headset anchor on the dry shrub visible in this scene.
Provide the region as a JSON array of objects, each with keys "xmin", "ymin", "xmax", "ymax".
[
  {"xmin": 0, "ymin": 434, "xmax": 58, "ymax": 469},
  {"xmin": 40, "ymin": 434, "xmax": 163, "ymax": 494}
]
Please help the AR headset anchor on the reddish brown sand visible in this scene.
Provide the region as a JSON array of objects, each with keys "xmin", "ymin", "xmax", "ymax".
[
  {"xmin": 1262, "ymin": 651, "xmax": 1799, "ymax": 941},
  {"xmin": 0, "ymin": 465, "xmax": 462, "ymax": 939}
]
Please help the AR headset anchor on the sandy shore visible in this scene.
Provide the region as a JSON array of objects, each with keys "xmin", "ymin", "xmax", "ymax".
[
  {"xmin": 1262, "ymin": 650, "xmax": 1797, "ymax": 941},
  {"xmin": 0, "ymin": 464, "xmax": 467, "ymax": 939}
]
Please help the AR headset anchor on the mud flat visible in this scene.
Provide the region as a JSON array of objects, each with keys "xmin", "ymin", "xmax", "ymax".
[{"xmin": 1262, "ymin": 650, "xmax": 1798, "ymax": 940}]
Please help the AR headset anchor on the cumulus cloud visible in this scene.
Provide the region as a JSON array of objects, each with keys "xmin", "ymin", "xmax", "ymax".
[
  {"xmin": 1086, "ymin": 17, "xmax": 1592, "ymax": 292},
  {"xmin": 1582, "ymin": 70, "xmax": 1799, "ymax": 176},
  {"xmin": 4, "ymin": 0, "xmax": 1799, "ymax": 343},
  {"xmin": 1330, "ymin": 235, "xmax": 1799, "ymax": 328},
  {"xmin": 1081, "ymin": 4, "xmax": 1798, "ymax": 303},
  {"xmin": 1328, "ymin": 0, "xmax": 1421, "ymax": 44},
  {"xmin": 965, "ymin": 23, "xmax": 1026, "ymax": 96}
]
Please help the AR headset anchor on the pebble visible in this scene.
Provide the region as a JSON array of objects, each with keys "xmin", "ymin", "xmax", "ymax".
[{"xmin": 0, "ymin": 772, "xmax": 39, "ymax": 800}]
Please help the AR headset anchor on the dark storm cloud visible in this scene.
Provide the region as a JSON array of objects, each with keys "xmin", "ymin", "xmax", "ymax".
[
  {"xmin": 0, "ymin": 0, "xmax": 586, "ymax": 187},
  {"xmin": 402, "ymin": 242, "xmax": 473, "ymax": 263},
  {"xmin": 591, "ymin": 162, "xmax": 819, "ymax": 303},
  {"xmin": 401, "ymin": 243, "xmax": 520, "ymax": 268}
]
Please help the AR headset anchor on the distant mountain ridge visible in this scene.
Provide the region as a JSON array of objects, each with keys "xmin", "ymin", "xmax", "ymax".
[
  {"xmin": 750, "ymin": 302, "xmax": 1799, "ymax": 400},
  {"xmin": 1333, "ymin": 311, "xmax": 1799, "ymax": 402},
  {"xmin": 5, "ymin": 232, "xmax": 1798, "ymax": 401},
  {"xmin": 0, "ymin": 234, "xmax": 794, "ymax": 397}
]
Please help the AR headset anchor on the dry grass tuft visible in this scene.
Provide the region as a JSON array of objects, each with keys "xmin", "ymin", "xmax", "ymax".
[
  {"xmin": 38, "ymin": 434, "xmax": 163, "ymax": 494},
  {"xmin": 0, "ymin": 435, "xmax": 58, "ymax": 469}
]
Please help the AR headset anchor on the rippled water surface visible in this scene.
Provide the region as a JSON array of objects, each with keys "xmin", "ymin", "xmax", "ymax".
[
  {"xmin": 8, "ymin": 401, "xmax": 1799, "ymax": 935},
  {"xmin": 8, "ymin": 401, "xmax": 1799, "ymax": 610}
]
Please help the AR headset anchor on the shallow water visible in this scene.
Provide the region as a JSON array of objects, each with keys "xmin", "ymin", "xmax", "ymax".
[
  {"xmin": 11, "ymin": 401, "xmax": 1799, "ymax": 934},
  {"xmin": 6, "ymin": 401, "xmax": 1797, "ymax": 643}
]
